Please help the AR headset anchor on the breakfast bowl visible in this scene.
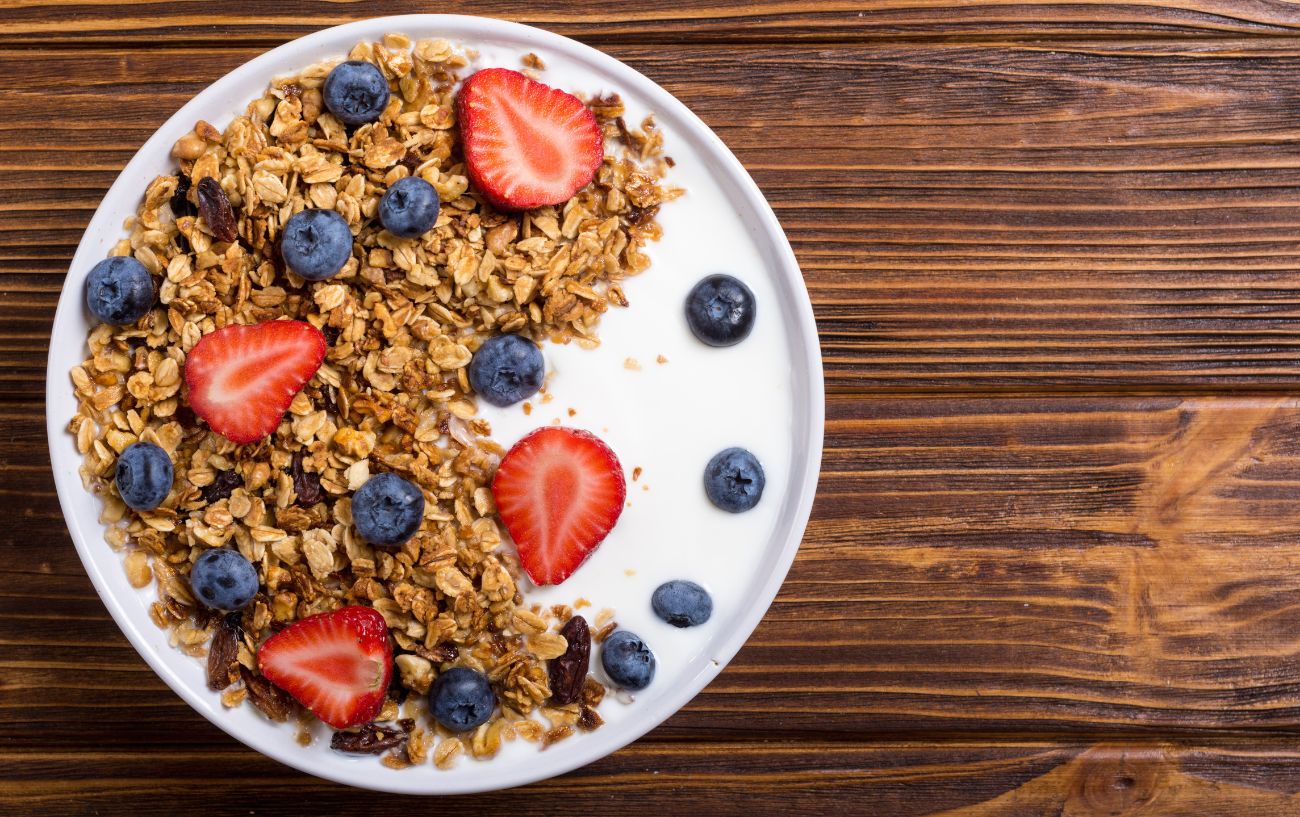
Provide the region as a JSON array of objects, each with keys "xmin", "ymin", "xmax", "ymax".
[{"xmin": 44, "ymin": 14, "xmax": 822, "ymax": 794}]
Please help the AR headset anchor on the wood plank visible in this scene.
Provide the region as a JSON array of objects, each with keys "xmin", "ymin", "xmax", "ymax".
[
  {"xmin": 0, "ymin": 741, "xmax": 1080, "ymax": 816},
  {"xmin": 2, "ymin": 740, "xmax": 1300, "ymax": 815},
  {"xmin": 16, "ymin": 395, "xmax": 1300, "ymax": 740},
  {"xmin": 4, "ymin": 1, "xmax": 1300, "ymax": 46},
  {"xmin": 12, "ymin": 43, "xmax": 1300, "ymax": 395}
]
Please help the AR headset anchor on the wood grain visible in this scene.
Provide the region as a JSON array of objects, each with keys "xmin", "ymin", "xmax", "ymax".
[
  {"xmin": 11, "ymin": 3, "xmax": 1300, "ymax": 814},
  {"xmin": 13, "ymin": 42, "xmax": 1300, "ymax": 396},
  {"xmin": 5, "ymin": 740, "xmax": 1300, "ymax": 816},
  {"xmin": 6, "ymin": 0, "xmax": 1300, "ymax": 45}
]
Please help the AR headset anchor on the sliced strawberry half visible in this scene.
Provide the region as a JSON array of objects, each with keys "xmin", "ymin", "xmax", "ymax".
[
  {"xmin": 257, "ymin": 605, "xmax": 392, "ymax": 729},
  {"xmin": 492, "ymin": 426, "xmax": 626, "ymax": 585},
  {"xmin": 456, "ymin": 67, "xmax": 604, "ymax": 212},
  {"xmin": 184, "ymin": 320, "xmax": 326, "ymax": 445}
]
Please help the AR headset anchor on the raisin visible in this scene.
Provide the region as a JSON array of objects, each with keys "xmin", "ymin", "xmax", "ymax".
[
  {"xmin": 200, "ymin": 469, "xmax": 244, "ymax": 504},
  {"xmin": 170, "ymin": 173, "xmax": 196, "ymax": 218},
  {"xmin": 240, "ymin": 666, "xmax": 295, "ymax": 722},
  {"xmin": 196, "ymin": 176, "xmax": 238, "ymax": 243},
  {"xmin": 330, "ymin": 720, "xmax": 413, "ymax": 755},
  {"xmin": 548, "ymin": 615, "xmax": 590, "ymax": 705},
  {"xmin": 627, "ymin": 204, "xmax": 659, "ymax": 227},
  {"xmin": 398, "ymin": 151, "xmax": 422, "ymax": 174},
  {"xmin": 206, "ymin": 613, "xmax": 241, "ymax": 691},
  {"xmin": 320, "ymin": 383, "xmax": 338, "ymax": 416},
  {"xmin": 613, "ymin": 116, "xmax": 632, "ymax": 147},
  {"xmin": 288, "ymin": 451, "xmax": 322, "ymax": 507},
  {"xmin": 173, "ymin": 403, "xmax": 198, "ymax": 429},
  {"xmin": 269, "ymin": 237, "xmax": 287, "ymax": 277}
]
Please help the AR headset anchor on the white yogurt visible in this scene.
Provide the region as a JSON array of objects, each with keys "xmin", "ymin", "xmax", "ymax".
[{"xmin": 466, "ymin": 45, "xmax": 794, "ymax": 738}]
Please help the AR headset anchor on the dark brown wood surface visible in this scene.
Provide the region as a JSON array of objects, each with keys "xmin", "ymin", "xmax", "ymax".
[{"xmin": 7, "ymin": 2, "xmax": 1300, "ymax": 814}]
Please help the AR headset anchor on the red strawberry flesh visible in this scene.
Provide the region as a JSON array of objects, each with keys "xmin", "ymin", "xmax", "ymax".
[
  {"xmin": 457, "ymin": 68, "xmax": 604, "ymax": 212},
  {"xmin": 492, "ymin": 426, "xmax": 626, "ymax": 585},
  {"xmin": 256, "ymin": 605, "xmax": 392, "ymax": 729},
  {"xmin": 184, "ymin": 320, "xmax": 326, "ymax": 444}
]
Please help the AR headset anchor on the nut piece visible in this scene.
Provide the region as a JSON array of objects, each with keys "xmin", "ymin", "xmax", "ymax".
[
  {"xmin": 172, "ymin": 132, "xmax": 207, "ymax": 160},
  {"xmin": 124, "ymin": 549, "xmax": 151, "ymax": 588},
  {"xmin": 395, "ymin": 653, "xmax": 434, "ymax": 694}
]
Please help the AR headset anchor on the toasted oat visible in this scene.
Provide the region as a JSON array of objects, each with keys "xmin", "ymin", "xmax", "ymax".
[{"xmin": 433, "ymin": 737, "xmax": 464, "ymax": 769}]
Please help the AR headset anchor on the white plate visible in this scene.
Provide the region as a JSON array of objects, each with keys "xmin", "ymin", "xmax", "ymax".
[{"xmin": 45, "ymin": 15, "xmax": 823, "ymax": 794}]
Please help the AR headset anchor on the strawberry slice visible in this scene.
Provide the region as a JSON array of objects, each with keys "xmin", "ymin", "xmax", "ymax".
[
  {"xmin": 492, "ymin": 426, "xmax": 626, "ymax": 585},
  {"xmin": 184, "ymin": 320, "xmax": 326, "ymax": 445},
  {"xmin": 456, "ymin": 68, "xmax": 604, "ymax": 212},
  {"xmin": 256, "ymin": 605, "xmax": 392, "ymax": 729}
]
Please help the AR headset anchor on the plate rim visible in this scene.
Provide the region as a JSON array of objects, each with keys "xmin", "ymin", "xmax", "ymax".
[{"xmin": 43, "ymin": 13, "xmax": 824, "ymax": 794}]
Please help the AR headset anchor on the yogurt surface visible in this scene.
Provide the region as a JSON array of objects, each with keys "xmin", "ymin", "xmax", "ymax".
[{"xmin": 468, "ymin": 39, "xmax": 796, "ymax": 749}]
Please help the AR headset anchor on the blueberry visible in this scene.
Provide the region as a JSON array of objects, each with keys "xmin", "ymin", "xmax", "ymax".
[
  {"xmin": 189, "ymin": 548, "xmax": 259, "ymax": 611},
  {"xmin": 468, "ymin": 334, "xmax": 544, "ymax": 407},
  {"xmin": 704, "ymin": 447, "xmax": 765, "ymax": 513},
  {"xmin": 280, "ymin": 208, "xmax": 353, "ymax": 281},
  {"xmin": 601, "ymin": 630, "xmax": 656, "ymax": 690},
  {"xmin": 322, "ymin": 60, "xmax": 391, "ymax": 126},
  {"xmin": 429, "ymin": 666, "xmax": 496, "ymax": 732},
  {"xmin": 379, "ymin": 176, "xmax": 440, "ymax": 238},
  {"xmin": 114, "ymin": 441, "xmax": 173, "ymax": 511},
  {"xmin": 85, "ymin": 256, "xmax": 154, "ymax": 326},
  {"xmin": 352, "ymin": 472, "xmax": 425, "ymax": 547},
  {"xmin": 651, "ymin": 580, "xmax": 713, "ymax": 628},
  {"xmin": 685, "ymin": 274, "xmax": 756, "ymax": 347}
]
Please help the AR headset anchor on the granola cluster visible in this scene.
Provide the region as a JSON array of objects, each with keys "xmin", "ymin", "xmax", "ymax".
[{"xmin": 67, "ymin": 35, "xmax": 675, "ymax": 767}]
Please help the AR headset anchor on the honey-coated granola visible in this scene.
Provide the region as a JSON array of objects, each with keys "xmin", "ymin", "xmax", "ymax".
[{"xmin": 67, "ymin": 35, "xmax": 675, "ymax": 767}]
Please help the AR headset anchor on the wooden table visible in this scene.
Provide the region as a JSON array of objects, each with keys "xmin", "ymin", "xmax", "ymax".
[{"xmin": 9, "ymin": 2, "xmax": 1300, "ymax": 813}]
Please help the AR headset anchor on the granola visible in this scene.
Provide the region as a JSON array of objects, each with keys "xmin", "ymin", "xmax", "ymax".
[{"xmin": 67, "ymin": 36, "xmax": 676, "ymax": 768}]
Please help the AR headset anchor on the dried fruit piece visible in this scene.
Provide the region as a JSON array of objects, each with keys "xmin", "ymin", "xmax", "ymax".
[
  {"xmin": 577, "ymin": 705, "xmax": 603, "ymax": 731},
  {"xmin": 200, "ymin": 469, "xmax": 244, "ymax": 504},
  {"xmin": 206, "ymin": 613, "xmax": 241, "ymax": 691},
  {"xmin": 170, "ymin": 173, "xmax": 196, "ymax": 218},
  {"xmin": 547, "ymin": 615, "xmax": 590, "ymax": 705},
  {"xmin": 330, "ymin": 719, "xmax": 414, "ymax": 755},
  {"xmin": 240, "ymin": 665, "xmax": 295, "ymax": 722},
  {"xmin": 196, "ymin": 177, "xmax": 238, "ymax": 243},
  {"xmin": 289, "ymin": 451, "xmax": 323, "ymax": 506}
]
